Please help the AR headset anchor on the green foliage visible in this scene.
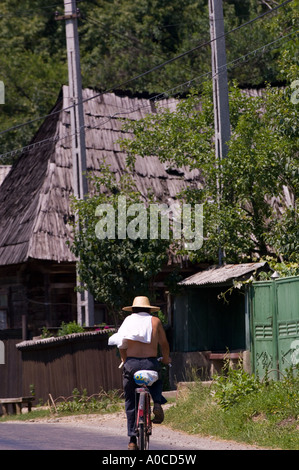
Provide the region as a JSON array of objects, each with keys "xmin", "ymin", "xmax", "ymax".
[
  {"xmin": 55, "ymin": 388, "xmax": 122, "ymax": 414},
  {"xmin": 225, "ymin": 84, "xmax": 299, "ymax": 262},
  {"xmin": 212, "ymin": 360, "xmax": 263, "ymax": 411},
  {"xmin": 121, "ymin": 75, "xmax": 299, "ymax": 263},
  {"xmin": 41, "ymin": 321, "xmax": 85, "ymax": 338},
  {"xmin": 1, "ymin": 0, "xmax": 296, "ymax": 163},
  {"xmin": 80, "ymin": 0, "xmax": 281, "ymax": 93},
  {"xmin": 212, "ymin": 361, "xmax": 299, "ymax": 418},
  {"xmin": 165, "ymin": 364, "xmax": 299, "ymax": 449},
  {"xmin": 41, "ymin": 326, "xmax": 53, "ymax": 338},
  {"xmin": 57, "ymin": 321, "xmax": 85, "ymax": 337},
  {"xmin": 0, "ymin": 0, "xmax": 67, "ymax": 161},
  {"xmin": 1, "ymin": 1, "xmax": 298, "ymax": 279},
  {"xmin": 258, "ymin": 257, "xmax": 299, "ymax": 279},
  {"xmin": 69, "ymin": 165, "xmax": 170, "ymax": 323}
]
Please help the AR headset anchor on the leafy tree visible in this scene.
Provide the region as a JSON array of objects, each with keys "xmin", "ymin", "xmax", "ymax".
[
  {"xmin": 79, "ymin": 0, "xmax": 282, "ymax": 92},
  {"xmin": 0, "ymin": 0, "xmax": 294, "ymax": 163},
  {"xmin": 0, "ymin": 0, "xmax": 67, "ymax": 161},
  {"xmin": 69, "ymin": 165, "xmax": 171, "ymax": 324},
  {"xmin": 226, "ymin": 83, "xmax": 298, "ymax": 262},
  {"xmin": 120, "ymin": 76, "xmax": 298, "ymax": 263}
]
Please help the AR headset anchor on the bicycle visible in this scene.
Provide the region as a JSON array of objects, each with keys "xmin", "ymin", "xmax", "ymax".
[
  {"xmin": 133, "ymin": 360, "xmax": 170, "ymax": 450},
  {"xmin": 133, "ymin": 370, "xmax": 158, "ymax": 450}
]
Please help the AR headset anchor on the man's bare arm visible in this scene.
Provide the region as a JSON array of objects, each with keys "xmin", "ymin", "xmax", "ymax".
[
  {"xmin": 157, "ymin": 320, "xmax": 170, "ymax": 364},
  {"xmin": 119, "ymin": 348, "xmax": 127, "ymax": 363}
]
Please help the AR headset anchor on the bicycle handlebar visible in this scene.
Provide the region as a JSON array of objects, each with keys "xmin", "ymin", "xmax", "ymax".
[{"xmin": 157, "ymin": 357, "xmax": 172, "ymax": 367}]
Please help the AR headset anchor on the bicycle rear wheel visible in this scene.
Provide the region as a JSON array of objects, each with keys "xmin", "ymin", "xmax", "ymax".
[
  {"xmin": 138, "ymin": 422, "xmax": 149, "ymax": 450},
  {"xmin": 135, "ymin": 389, "xmax": 151, "ymax": 450}
]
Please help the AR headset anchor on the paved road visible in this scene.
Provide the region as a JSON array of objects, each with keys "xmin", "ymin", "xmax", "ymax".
[
  {"xmin": 0, "ymin": 422, "xmax": 130, "ymax": 450},
  {"xmin": 0, "ymin": 420, "xmax": 263, "ymax": 451},
  {"xmin": 0, "ymin": 421, "xmax": 198, "ymax": 450}
]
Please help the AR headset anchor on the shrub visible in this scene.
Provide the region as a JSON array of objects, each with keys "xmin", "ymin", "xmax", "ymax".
[
  {"xmin": 57, "ymin": 321, "xmax": 85, "ymax": 336},
  {"xmin": 41, "ymin": 321, "xmax": 85, "ymax": 338},
  {"xmin": 212, "ymin": 360, "xmax": 262, "ymax": 411},
  {"xmin": 55, "ymin": 388, "xmax": 122, "ymax": 414}
]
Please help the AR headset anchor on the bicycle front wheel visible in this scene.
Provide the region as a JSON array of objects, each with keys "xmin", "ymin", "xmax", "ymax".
[{"xmin": 138, "ymin": 422, "xmax": 149, "ymax": 450}]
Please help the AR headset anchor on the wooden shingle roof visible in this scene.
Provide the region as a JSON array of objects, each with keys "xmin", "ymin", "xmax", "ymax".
[{"xmin": 0, "ymin": 86, "xmax": 202, "ymax": 266}]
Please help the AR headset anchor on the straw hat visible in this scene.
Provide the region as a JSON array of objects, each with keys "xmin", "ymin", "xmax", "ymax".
[{"xmin": 122, "ymin": 296, "xmax": 159, "ymax": 312}]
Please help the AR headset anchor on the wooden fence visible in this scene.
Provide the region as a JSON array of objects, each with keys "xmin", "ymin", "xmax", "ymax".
[
  {"xmin": 0, "ymin": 330, "xmax": 23, "ymax": 399},
  {"xmin": 15, "ymin": 330, "xmax": 123, "ymax": 404}
]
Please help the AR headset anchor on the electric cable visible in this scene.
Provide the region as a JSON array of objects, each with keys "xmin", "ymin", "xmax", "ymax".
[
  {"xmin": 81, "ymin": 28, "xmax": 299, "ymax": 133},
  {"xmin": 76, "ymin": 0, "xmax": 295, "ymax": 106},
  {"xmin": 0, "ymin": 27, "xmax": 297, "ymax": 162}
]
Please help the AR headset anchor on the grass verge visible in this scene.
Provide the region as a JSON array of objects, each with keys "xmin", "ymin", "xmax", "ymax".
[
  {"xmin": 164, "ymin": 365, "xmax": 299, "ymax": 450},
  {"xmin": 0, "ymin": 388, "xmax": 124, "ymax": 422}
]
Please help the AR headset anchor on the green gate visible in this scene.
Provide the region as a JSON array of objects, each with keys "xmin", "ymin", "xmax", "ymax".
[{"xmin": 250, "ymin": 276, "xmax": 299, "ymax": 379}]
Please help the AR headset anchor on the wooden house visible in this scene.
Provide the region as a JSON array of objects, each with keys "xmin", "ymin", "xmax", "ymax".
[{"xmin": 0, "ymin": 86, "xmax": 202, "ymax": 338}]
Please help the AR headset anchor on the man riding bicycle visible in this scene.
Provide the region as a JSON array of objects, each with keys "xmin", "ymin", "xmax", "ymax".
[{"xmin": 108, "ymin": 296, "xmax": 171, "ymax": 450}]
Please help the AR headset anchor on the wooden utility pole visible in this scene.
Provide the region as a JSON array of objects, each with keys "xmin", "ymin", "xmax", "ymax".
[
  {"xmin": 57, "ymin": 0, "xmax": 94, "ymax": 326},
  {"xmin": 209, "ymin": 0, "xmax": 231, "ymax": 265}
]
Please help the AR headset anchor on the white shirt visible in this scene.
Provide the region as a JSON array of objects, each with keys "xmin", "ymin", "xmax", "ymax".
[{"xmin": 108, "ymin": 312, "xmax": 152, "ymax": 349}]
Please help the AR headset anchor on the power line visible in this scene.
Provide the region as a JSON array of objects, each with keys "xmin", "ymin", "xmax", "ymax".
[
  {"xmin": 78, "ymin": 0, "xmax": 295, "ymax": 104},
  {"xmin": 1, "ymin": 27, "xmax": 297, "ymax": 162},
  {"xmin": 0, "ymin": 0, "xmax": 293, "ymax": 140},
  {"xmin": 83, "ymin": 28, "xmax": 299, "ymax": 132},
  {"xmin": 1, "ymin": 27, "xmax": 298, "ymax": 160}
]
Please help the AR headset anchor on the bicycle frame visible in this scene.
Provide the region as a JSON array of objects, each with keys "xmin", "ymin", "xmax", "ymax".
[{"xmin": 134, "ymin": 385, "xmax": 152, "ymax": 450}]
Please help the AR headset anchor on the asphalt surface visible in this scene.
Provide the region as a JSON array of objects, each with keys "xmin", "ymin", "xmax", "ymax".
[
  {"xmin": 0, "ymin": 422, "xmax": 129, "ymax": 450},
  {"xmin": 0, "ymin": 393, "xmax": 267, "ymax": 452},
  {"xmin": 0, "ymin": 417, "xmax": 265, "ymax": 451}
]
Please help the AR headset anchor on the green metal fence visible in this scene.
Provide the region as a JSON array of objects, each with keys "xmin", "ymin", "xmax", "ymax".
[{"xmin": 250, "ymin": 276, "xmax": 299, "ymax": 379}]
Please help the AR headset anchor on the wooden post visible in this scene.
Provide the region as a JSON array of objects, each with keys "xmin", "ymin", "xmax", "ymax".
[{"xmin": 22, "ymin": 315, "xmax": 27, "ymax": 341}]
